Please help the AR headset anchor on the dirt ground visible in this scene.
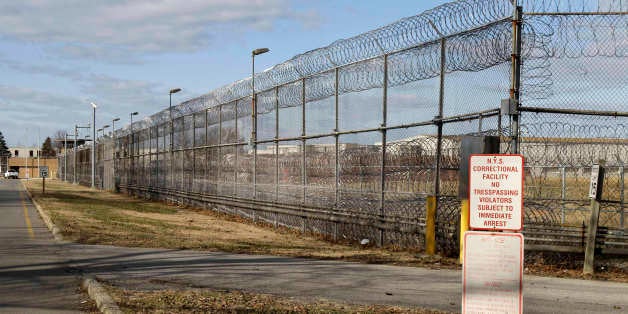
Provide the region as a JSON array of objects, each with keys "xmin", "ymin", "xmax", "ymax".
[{"xmin": 103, "ymin": 281, "xmax": 452, "ymax": 314}]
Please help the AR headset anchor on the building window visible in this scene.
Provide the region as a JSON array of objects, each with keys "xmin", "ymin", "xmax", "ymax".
[
  {"xmin": 14, "ymin": 150, "xmax": 18, "ymax": 157},
  {"xmin": 29, "ymin": 150, "xmax": 34, "ymax": 157}
]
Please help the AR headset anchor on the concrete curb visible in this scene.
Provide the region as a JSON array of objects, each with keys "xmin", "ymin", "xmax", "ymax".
[
  {"xmin": 21, "ymin": 180, "xmax": 64, "ymax": 242},
  {"xmin": 82, "ymin": 277, "xmax": 123, "ymax": 314},
  {"xmin": 21, "ymin": 181, "xmax": 122, "ymax": 314}
]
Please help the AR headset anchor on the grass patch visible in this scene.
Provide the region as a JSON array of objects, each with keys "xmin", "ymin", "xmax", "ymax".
[{"xmin": 103, "ymin": 283, "xmax": 451, "ymax": 314}]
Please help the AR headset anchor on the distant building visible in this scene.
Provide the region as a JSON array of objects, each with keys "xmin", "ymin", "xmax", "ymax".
[
  {"xmin": 54, "ymin": 138, "xmax": 90, "ymax": 155},
  {"xmin": 10, "ymin": 146, "xmax": 40, "ymax": 158},
  {"xmin": 3, "ymin": 146, "xmax": 58, "ymax": 179}
]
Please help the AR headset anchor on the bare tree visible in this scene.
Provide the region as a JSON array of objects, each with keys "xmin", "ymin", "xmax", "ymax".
[{"xmin": 53, "ymin": 130, "xmax": 68, "ymax": 153}]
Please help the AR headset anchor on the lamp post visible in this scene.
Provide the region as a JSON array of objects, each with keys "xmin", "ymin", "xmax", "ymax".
[
  {"xmin": 98, "ymin": 124, "xmax": 110, "ymax": 189},
  {"xmin": 129, "ymin": 111, "xmax": 138, "ymax": 187},
  {"xmin": 130, "ymin": 112, "xmax": 138, "ymax": 128},
  {"xmin": 130, "ymin": 112, "xmax": 138, "ymax": 150},
  {"xmin": 251, "ymin": 48, "xmax": 269, "ymax": 199},
  {"xmin": 130, "ymin": 112, "xmax": 138, "ymax": 148},
  {"xmin": 103, "ymin": 124, "xmax": 110, "ymax": 136},
  {"xmin": 91, "ymin": 102, "xmax": 98, "ymax": 188},
  {"xmin": 251, "ymin": 48, "xmax": 269, "ymax": 148},
  {"xmin": 112, "ymin": 118, "xmax": 120, "ymax": 136},
  {"xmin": 74, "ymin": 124, "xmax": 90, "ymax": 184},
  {"xmin": 169, "ymin": 88, "xmax": 181, "ymax": 189},
  {"xmin": 112, "ymin": 118, "xmax": 120, "ymax": 177},
  {"xmin": 64, "ymin": 132, "xmax": 68, "ymax": 181}
]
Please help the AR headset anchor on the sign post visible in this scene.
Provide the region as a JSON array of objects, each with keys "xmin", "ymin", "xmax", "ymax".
[
  {"xmin": 584, "ymin": 163, "xmax": 605, "ymax": 275},
  {"xmin": 463, "ymin": 154, "xmax": 524, "ymax": 314},
  {"xmin": 40, "ymin": 166, "xmax": 49, "ymax": 194}
]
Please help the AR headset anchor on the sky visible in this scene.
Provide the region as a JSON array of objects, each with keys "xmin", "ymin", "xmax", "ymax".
[{"xmin": 0, "ymin": 0, "xmax": 452, "ymax": 147}]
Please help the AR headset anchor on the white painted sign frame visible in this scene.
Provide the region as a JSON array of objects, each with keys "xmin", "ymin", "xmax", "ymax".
[
  {"xmin": 462, "ymin": 231, "xmax": 524, "ymax": 314},
  {"xmin": 469, "ymin": 154, "xmax": 524, "ymax": 232},
  {"xmin": 588, "ymin": 164, "xmax": 600, "ymax": 199}
]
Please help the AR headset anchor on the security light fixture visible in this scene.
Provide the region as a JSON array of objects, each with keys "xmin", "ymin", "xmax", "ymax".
[{"xmin": 252, "ymin": 48, "xmax": 270, "ymax": 56}]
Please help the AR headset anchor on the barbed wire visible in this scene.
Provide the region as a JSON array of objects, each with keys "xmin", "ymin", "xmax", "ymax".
[
  {"xmin": 519, "ymin": 0, "xmax": 625, "ymax": 13},
  {"xmin": 521, "ymin": 14, "xmax": 627, "ymax": 99},
  {"xmin": 119, "ymin": 0, "xmax": 517, "ymax": 135},
  {"xmin": 118, "ymin": 0, "xmax": 627, "ymax": 136},
  {"xmin": 520, "ymin": 121, "xmax": 628, "ymax": 166}
]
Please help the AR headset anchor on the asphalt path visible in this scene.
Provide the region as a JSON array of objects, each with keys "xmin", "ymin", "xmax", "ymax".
[
  {"xmin": 1, "ymin": 179, "xmax": 627, "ymax": 313},
  {"xmin": 0, "ymin": 179, "xmax": 82, "ymax": 313}
]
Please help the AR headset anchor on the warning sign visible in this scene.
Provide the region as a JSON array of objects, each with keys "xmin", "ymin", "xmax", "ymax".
[
  {"xmin": 462, "ymin": 231, "xmax": 523, "ymax": 314},
  {"xmin": 469, "ymin": 154, "xmax": 523, "ymax": 231}
]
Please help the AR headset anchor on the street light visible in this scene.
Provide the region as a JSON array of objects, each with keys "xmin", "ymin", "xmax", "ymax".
[
  {"xmin": 130, "ymin": 111, "xmax": 138, "ymax": 124},
  {"xmin": 102, "ymin": 124, "xmax": 110, "ymax": 138},
  {"xmin": 251, "ymin": 48, "xmax": 269, "ymax": 199},
  {"xmin": 130, "ymin": 112, "xmax": 138, "ymax": 143},
  {"xmin": 169, "ymin": 88, "xmax": 181, "ymax": 151},
  {"xmin": 112, "ymin": 118, "xmax": 120, "ymax": 134},
  {"xmin": 129, "ymin": 111, "xmax": 139, "ymax": 184},
  {"xmin": 63, "ymin": 131, "xmax": 69, "ymax": 181},
  {"xmin": 90, "ymin": 102, "xmax": 98, "ymax": 188},
  {"xmin": 74, "ymin": 124, "xmax": 90, "ymax": 184},
  {"xmin": 251, "ymin": 48, "xmax": 269, "ymax": 148},
  {"xmin": 169, "ymin": 88, "xmax": 181, "ymax": 189},
  {"xmin": 112, "ymin": 117, "xmax": 120, "ymax": 175}
]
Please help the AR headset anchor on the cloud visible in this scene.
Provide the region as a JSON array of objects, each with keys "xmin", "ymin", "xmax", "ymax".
[
  {"xmin": 0, "ymin": 77, "xmax": 189, "ymax": 146},
  {"xmin": 0, "ymin": 54, "xmax": 86, "ymax": 80},
  {"xmin": 0, "ymin": 85, "xmax": 83, "ymax": 112},
  {"xmin": 0, "ymin": 0, "xmax": 320, "ymax": 62},
  {"xmin": 0, "ymin": 85, "xmax": 88, "ymax": 145}
]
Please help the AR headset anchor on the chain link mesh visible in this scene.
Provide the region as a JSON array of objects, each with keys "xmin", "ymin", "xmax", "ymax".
[{"xmin": 59, "ymin": 0, "xmax": 626, "ymax": 255}]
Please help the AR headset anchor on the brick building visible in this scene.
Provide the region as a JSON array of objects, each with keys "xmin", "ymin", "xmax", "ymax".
[{"xmin": 3, "ymin": 146, "xmax": 58, "ymax": 179}]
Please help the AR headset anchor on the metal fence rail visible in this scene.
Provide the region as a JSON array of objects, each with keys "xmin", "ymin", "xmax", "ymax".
[{"xmin": 59, "ymin": 0, "xmax": 627, "ymax": 256}]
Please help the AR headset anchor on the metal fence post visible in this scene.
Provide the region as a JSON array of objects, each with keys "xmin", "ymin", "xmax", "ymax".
[
  {"xmin": 218, "ymin": 104, "xmax": 223, "ymax": 196},
  {"xmin": 205, "ymin": 109, "xmax": 209, "ymax": 195},
  {"xmin": 191, "ymin": 115, "xmax": 195, "ymax": 194},
  {"xmin": 74, "ymin": 126, "xmax": 77, "ymax": 184},
  {"xmin": 478, "ymin": 113, "xmax": 483, "ymax": 132},
  {"xmin": 253, "ymin": 95, "xmax": 258, "ymax": 200},
  {"xmin": 561, "ymin": 166, "xmax": 566, "ymax": 225},
  {"xmin": 274, "ymin": 87, "xmax": 280, "ymax": 202},
  {"xmin": 181, "ymin": 117, "xmax": 185, "ymax": 195},
  {"xmin": 620, "ymin": 163, "xmax": 625, "ymax": 231},
  {"xmin": 154, "ymin": 127, "xmax": 158, "ymax": 189},
  {"xmin": 334, "ymin": 67, "xmax": 340, "ymax": 240},
  {"xmin": 430, "ymin": 37, "xmax": 446, "ymax": 255},
  {"xmin": 379, "ymin": 54, "xmax": 388, "ymax": 247},
  {"xmin": 302, "ymin": 78, "xmax": 307, "ymax": 205},
  {"xmin": 234, "ymin": 102, "xmax": 238, "ymax": 196},
  {"xmin": 510, "ymin": 5, "xmax": 523, "ymax": 153}
]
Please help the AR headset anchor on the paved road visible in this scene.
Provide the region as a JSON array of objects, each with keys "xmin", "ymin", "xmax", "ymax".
[
  {"xmin": 66, "ymin": 246, "xmax": 627, "ymax": 313},
  {"xmin": 1, "ymin": 179, "xmax": 627, "ymax": 313},
  {"xmin": 0, "ymin": 179, "xmax": 82, "ymax": 313}
]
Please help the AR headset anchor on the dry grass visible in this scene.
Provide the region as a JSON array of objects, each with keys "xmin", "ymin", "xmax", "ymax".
[
  {"xmin": 24, "ymin": 179, "xmax": 457, "ymax": 268},
  {"xmin": 24, "ymin": 179, "xmax": 627, "ymax": 282},
  {"xmin": 103, "ymin": 282, "xmax": 452, "ymax": 314}
]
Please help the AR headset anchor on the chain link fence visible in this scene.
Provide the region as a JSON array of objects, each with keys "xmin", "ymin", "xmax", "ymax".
[{"xmin": 59, "ymin": 0, "xmax": 627, "ymax": 256}]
